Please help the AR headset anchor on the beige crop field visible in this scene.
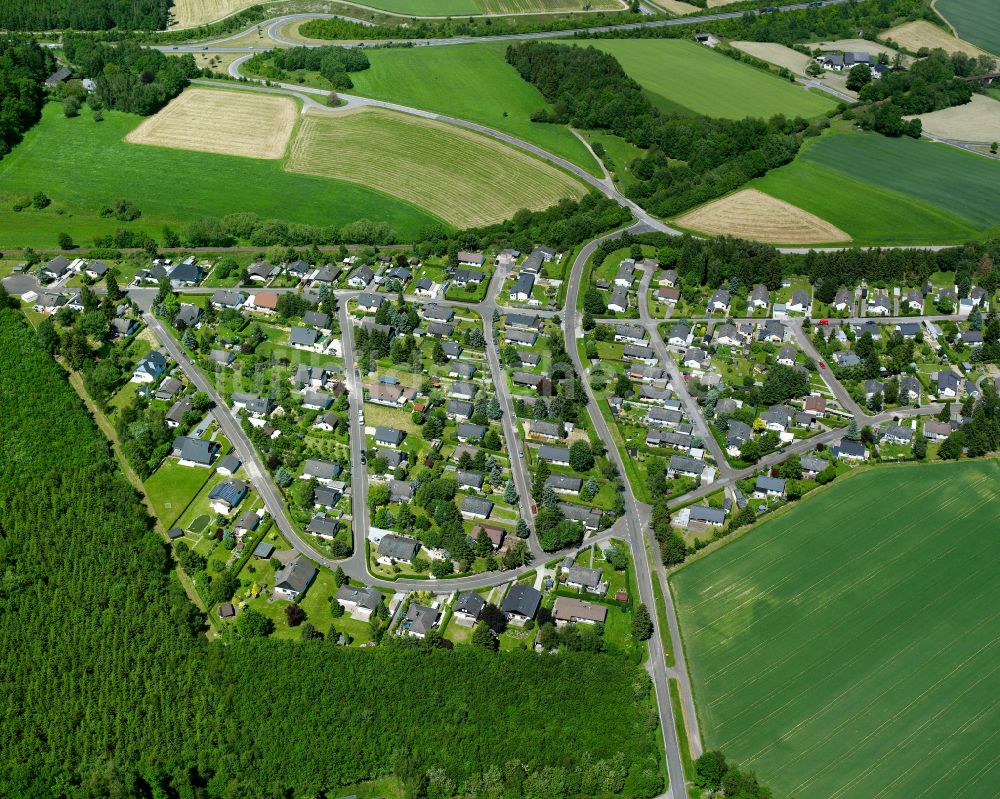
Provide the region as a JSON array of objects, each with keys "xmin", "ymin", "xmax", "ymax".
[
  {"xmin": 126, "ymin": 89, "xmax": 297, "ymax": 159},
  {"xmin": 880, "ymin": 20, "xmax": 985, "ymax": 57},
  {"xmin": 731, "ymin": 41, "xmax": 811, "ymax": 74},
  {"xmin": 675, "ymin": 188, "xmax": 851, "ymax": 244},
  {"xmin": 167, "ymin": 0, "xmax": 259, "ymax": 28},
  {"xmin": 909, "ymin": 94, "xmax": 1000, "ymax": 143},
  {"xmin": 479, "ymin": 0, "xmax": 624, "ymax": 11},
  {"xmin": 653, "ymin": 0, "xmax": 700, "ymax": 13},
  {"xmin": 284, "ymin": 108, "xmax": 587, "ymax": 228}
]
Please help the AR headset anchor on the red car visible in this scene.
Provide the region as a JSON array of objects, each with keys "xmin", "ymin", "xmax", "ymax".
[
  {"xmin": 819, "ymin": 361, "xmax": 827, "ymax": 369},
  {"xmin": 818, "ymin": 319, "xmax": 829, "ymax": 325}
]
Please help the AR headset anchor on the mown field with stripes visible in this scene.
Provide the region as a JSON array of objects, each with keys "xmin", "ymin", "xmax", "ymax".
[{"xmin": 672, "ymin": 460, "xmax": 1000, "ymax": 798}]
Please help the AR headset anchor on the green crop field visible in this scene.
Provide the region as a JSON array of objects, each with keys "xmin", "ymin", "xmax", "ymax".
[
  {"xmin": 345, "ymin": 43, "xmax": 600, "ymax": 175},
  {"xmin": 572, "ymin": 39, "xmax": 837, "ymax": 120},
  {"xmin": 935, "ymin": 0, "xmax": 1000, "ymax": 56},
  {"xmin": 672, "ymin": 460, "xmax": 1000, "ymax": 799},
  {"xmin": 0, "ymin": 102, "xmax": 439, "ymax": 248},
  {"xmin": 286, "ymin": 108, "xmax": 586, "ymax": 228},
  {"xmin": 752, "ymin": 131, "xmax": 1000, "ymax": 244}
]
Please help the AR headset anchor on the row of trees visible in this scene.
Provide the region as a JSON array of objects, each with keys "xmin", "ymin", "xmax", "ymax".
[
  {"xmin": 0, "ymin": 0, "xmax": 167, "ymax": 30},
  {"xmin": 245, "ymin": 45, "xmax": 370, "ymax": 90},
  {"xmin": 506, "ymin": 42, "xmax": 804, "ymax": 218},
  {"xmin": 0, "ymin": 302, "xmax": 666, "ymax": 798}
]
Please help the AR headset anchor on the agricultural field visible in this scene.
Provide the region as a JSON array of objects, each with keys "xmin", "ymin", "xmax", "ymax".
[
  {"xmin": 344, "ymin": 43, "xmax": 600, "ymax": 174},
  {"xmin": 730, "ymin": 41, "xmax": 811, "ymax": 75},
  {"xmin": 672, "ymin": 460, "xmax": 1000, "ymax": 799},
  {"xmin": 167, "ymin": 0, "xmax": 259, "ymax": 28},
  {"xmin": 880, "ymin": 19, "xmax": 985, "ymax": 57},
  {"xmin": 285, "ymin": 108, "xmax": 587, "ymax": 228},
  {"xmin": 477, "ymin": 0, "xmax": 624, "ymax": 12},
  {"xmin": 673, "ymin": 188, "xmax": 850, "ymax": 245},
  {"xmin": 573, "ymin": 39, "xmax": 837, "ymax": 119},
  {"xmin": 0, "ymin": 102, "xmax": 439, "ymax": 249},
  {"xmin": 649, "ymin": 0, "xmax": 700, "ymax": 13},
  {"xmin": 934, "ymin": 0, "xmax": 1000, "ymax": 56},
  {"xmin": 126, "ymin": 88, "xmax": 297, "ymax": 159},
  {"xmin": 752, "ymin": 131, "xmax": 1000, "ymax": 244},
  {"xmin": 909, "ymin": 93, "xmax": 1000, "ymax": 143}
]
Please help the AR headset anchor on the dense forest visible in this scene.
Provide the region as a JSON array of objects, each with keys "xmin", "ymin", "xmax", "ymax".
[
  {"xmin": 507, "ymin": 42, "xmax": 804, "ymax": 218},
  {"xmin": 0, "ymin": 35, "xmax": 53, "ymax": 158},
  {"xmin": 62, "ymin": 33, "xmax": 197, "ymax": 115},
  {"xmin": 0, "ymin": 0, "xmax": 167, "ymax": 31},
  {"xmin": 0, "ymin": 300, "xmax": 663, "ymax": 798}
]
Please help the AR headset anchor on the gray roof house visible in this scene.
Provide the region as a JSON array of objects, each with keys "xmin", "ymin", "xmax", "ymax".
[
  {"xmin": 374, "ymin": 426, "xmax": 406, "ymax": 447},
  {"xmin": 377, "ymin": 533, "xmax": 421, "ymax": 563},
  {"xmin": 273, "ymin": 556, "xmax": 318, "ymax": 601},
  {"xmin": 402, "ymin": 603, "xmax": 440, "ymax": 638},
  {"xmin": 501, "ymin": 584, "xmax": 542, "ymax": 622},
  {"xmin": 461, "ymin": 496, "xmax": 494, "ymax": 519},
  {"xmin": 457, "ymin": 423, "xmax": 486, "ymax": 442}
]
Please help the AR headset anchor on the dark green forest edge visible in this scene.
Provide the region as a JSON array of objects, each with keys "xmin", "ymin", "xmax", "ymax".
[{"xmin": 0, "ymin": 299, "xmax": 663, "ymax": 799}]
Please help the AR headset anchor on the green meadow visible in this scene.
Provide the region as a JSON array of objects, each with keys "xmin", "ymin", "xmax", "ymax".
[
  {"xmin": 934, "ymin": 0, "xmax": 1000, "ymax": 56},
  {"xmin": 0, "ymin": 103, "xmax": 441, "ymax": 249},
  {"xmin": 345, "ymin": 43, "xmax": 601, "ymax": 175},
  {"xmin": 753, "ymin": 131, "xmax": 1000, "ymax": 244},
  {"xmin": 672, "ymin": 460, "xmax": 1000, "ymax": 799},
  {"xmin": 574, "ymin": 39, "xmax": 838, "ymax": 120}
]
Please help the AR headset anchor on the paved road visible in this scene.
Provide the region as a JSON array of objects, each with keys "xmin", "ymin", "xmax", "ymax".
[
  {"xmin": 564, "ymin": 228, "xmax": 688, "ymax": 799},
  {"xmin": 155, "ymin": 0, "xmax": 851, "ymax": 53}
]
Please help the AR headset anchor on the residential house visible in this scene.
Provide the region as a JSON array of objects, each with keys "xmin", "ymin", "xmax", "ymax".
[
  {"xmin": 501, "ymin": 585, "xmax": 542, "ymax": 625},
  {"xmin": 414, "ymin": 278, "xmax": 435, "ymax": 297},
  {"xmin": 904, "ymin": 290, "xmax": 924, "ymax": 311},
  {"xmin": 708, "ymin": 289, "xmax": 730, "ymax": 313},
  {"xmin": 461, "ymin": 496, "xmax": 494, "ymax": 519},
  {"xmin": 347, "ymin": 265, "xmax": 375, "ymax": 288},
  {"xmin": 211, "ymin": 289, "xmax": 245, "ymax": 310},
  {"xmin": 234, "ymin": 511, "xmax": 261, "ymax": 538},
  {"xmin": 40, "ymin": 255, "xmax": 72, "ymax": 281},
  {"xmin": 564, "ymin": 565, "xmax": 606, "ymax": 595},
  {"xmin": 402, "ymin": 603, "xmax": 440, "ymax": 638},
  {"xmin": 368, "ymin": 382, "xmax": 417, "ymax": 406},
  {"xmin": 614, "ymin": 325, "xmax": 646, "ymax": 345},
  {"xmin": 452, "ymin": 268, "xmax": 484, "ymax": 286},
  {"xmin": 273, "ymin": 556, "xmax": 317, "ymax": 601},
  {"xmin": 509, "ymin": 272, "xmax": 535, "ymax": 302},
  {"xmin": 85, "ymin": 261, "xmax": 109, "ymax": 280},
  {"xmin": 667, "ymin": 324, "xmax": 692, "ymax": 347},
  {"xmin": 832, "ymin": 438, "xmax": 869, "ymax": 461},
  {"xmin": 537, "ymin": 445, "xmax": 570, "ymax": 466},
  {"xmin": 165, "ymin": 397, "xmax": 192, "ymax": 429},
  {"xmin": 132, "ymin": 351, "xmax": 167, "ymax": 384},
  {"xmin": 306, "ymin": 515, "xmax": 340, "ymax": 540},
  {"xmin": 880, "ymin": 424, "xmax": 914, "ymax": 445},
  {"xmin": 449, "ymin": 361, "xmax": 477, "ymax": 380},
  {"xmin": 247, "ymin": 260, "xmax": 278, "ymax": 283},
  {"xmin": 357, "ymin": 292, "xmax": 385, "ymax": 313},
  {"xmin": 787, "ymin": 289, "xmax": 811, "ymax": 315},
  {"xmin": 545, "ymin": 473, "xmax": 582, "ymax": 495},
  {"xmin": 155, "ymin": 377, "xmax": 182, "ymax": 401},
  {"xmin": 645, "ymin": 407, "xmax": 683, "ymax": 428},
  {"xmin": 456, "ymin": 470, "xmax": 485, "ymax": 491},
  {"xmin": 803, "ymin": 395, "xmax": 827, "ymax": 415},
  {"xmin": 302, "ymin": 390, "xmax": 333, "ymax": 411},
  {"xmin": 776, "ymin": 346, "xmax": 797, "ymax": 367},
  {"xmin": 667, "ymin": 455, "xmax": 706, "ymax": 480},
  {"xmin": 526, "ymin": 420, "xmax": 563, "ymax": 441},
  {"xmin": 750, "ymin": 284, "xmax": 770, "ymax": 309},
  {"xmin": 868, "ymin": 295, "xmax": 891, "ymax": 316},
  {"xmin": 446, "ymin": 399, "xmax": 474, "ymax": 421},
  {"xmin": 936, "ymin": 371, "xmax": 960, "ymax": 398},
  {"xmin": 449, "ymin": 381, "xmax": 477, "ymax": 401},
  {"xmin": 607, "ymin": 287, "xmax": 629, "ymax": 314},
  {"xmin": 800, "ymin": 456, "xmax": 829, "ymax": 478},
  {"xmin": 754, "ymin": 475, "xmax": 786, "ymax": 499},
  {"xmin": 558, "ymin": 502, "xmax": 602, "ymax": 531},
  {"xmin": 208, "ymin": 478, "xmax": 248, "ymax": 513},
  {"xmin": 174, "ymin": 303, "xmax": 202, "ymax": 329},
  {"xmin": 173, "ymin": 436, "xmax": 217, "ymax": 467},
  {"xmin": 760, "ymin": 405, "xmax": 793, "ymax": 432},
  {"xmin": 922, "ymin": 420, "xmax": 953, "ymax": 441},
  {"xmin": 725, "ymin": 420, "xmax": 752, "ymax": 456},
  {"xmin": 336, "ymin": 585, "xmax": 383, "ymax": 621},
  {"xmin": 377, "ymin": 533, "xmax": 420, "ymax": 565},
  {"xmin": 622, "ymin": 345, "xmax": 656, "ymax": 364},
  {"xmin": 683, "ymin": 348, "xmax": 708, "ymax": 370},
  {"xmin": 553, "ymin": 597, "xmax": 607, "ymax": 627},
  {"xmin": 453, "ymin": 592, "xmax": 486, "ymax": 626},
  {"xmin": 863, "ymin": 379, "xmax": 885, "ymax": 400},
  {"xmin": 458, "ymin": 251, "xmax": 486, "ymax": 267},
  {"xmin": 687, "ymin": 506, "xmax": 726, "ymax": 527},
  {"xmin": 289, "ymin": 326, "xmax": 322, "ymax": 352},
  {"xmin": 456, "ymin": 423, "xmax": 486, "ymax": 443},
  {"xmin": 505, "ymin": 329, "xmax": 538, "ymax": 346},
  {"xmin": 659, "ymin": 269, "xmax": 678, "ymax": 287},
  {"xmin": 302, "ymin": 458, "xmax": 341, "ymax": 484},
  {"xmin": 614, "ymin": 259, "xmax": 636, "ymax": 287},
  {"xmin": 232, "ymin": 393, "xmax": 273, "ymax": 417},
  {"xmin": 517, "ymin": 350, "xmax": 541, "ymax": 367},
  {"xmin": 374, "ymin": 426, "xmax": 405, "ymax": 447},
  {"xmin": 216, "ymin": 454, "xmax": 241, "ymax": 477},
  {"xmin": 833, "ymin": 289, "xmax": 853, "ymax": 312}
]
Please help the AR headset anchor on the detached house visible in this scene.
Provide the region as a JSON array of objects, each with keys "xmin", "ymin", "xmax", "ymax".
[
  {"xmin": 273, "ymin": 556, "xmax": 317, "ymax": 602},
  {"xmin": 132, "ymin": 351, "xmax": 167, "ymax": 384}
]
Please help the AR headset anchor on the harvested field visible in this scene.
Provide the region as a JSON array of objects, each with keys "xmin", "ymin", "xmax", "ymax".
[
  {"xmin": 478, "ymin": 0, "xmax": 624, "ymax": 11},
  {"xmin": 731, "ymin": 41, "xmax": 811, "ymax": 74},
  {"xmin": 674, "ymin": 189, "xmax": 850, "ymax": 244},
  {"xmin": 167, "ymin": 0, "xmax": 259, "ymax": 28},
  {"xmin": 285, "ymin": 108, "xmax": 587, "ymax": 228},
  {"xmin": 651, "ymin": 0, "xmax": 700, "ymax": 13},
  {"xmin": 126, "ymin": 89, "xmax": 297, "ymax": 160},
  {"xmin": 909, "ymin": 94, "xmax": 1000, "ymax": 143},
  {"xmin": 880, "ymin": 20, "xmax": 985, "ymax": 57}
]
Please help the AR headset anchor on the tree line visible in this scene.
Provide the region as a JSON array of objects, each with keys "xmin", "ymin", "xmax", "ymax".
[
  {"xmin": 245, "ymin": 45, "xmax": 370, "ymax": 90},
  {"xmin": 0, "ymin": 301, "xmax": 665, "ymax": 799},
  {"xmin": 506, "ymin": 42, "xmax": 806, "ymax": 218},
  {"xmin": 0, "ymin": 0, "xmax": 167, "ymax": 31},
  {"xmin": 0, "ymin": 35, "xmax": 53, "ymax": 159}
]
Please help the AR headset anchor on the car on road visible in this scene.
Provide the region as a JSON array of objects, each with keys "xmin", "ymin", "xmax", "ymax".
[
  {"xmin": 518, "ymin": 450, "xmax": 524, "ymax": 458},
  {"xmin": 819, "ymin": 361, "xmax": 827, "ymax": 369},
  {"xmin": 360, "ymin": 451, "xmax": 367, "ymax": 465},
  {"xmin": 819, "ymin": 318, "xmax": 829, "ymax": 325}
]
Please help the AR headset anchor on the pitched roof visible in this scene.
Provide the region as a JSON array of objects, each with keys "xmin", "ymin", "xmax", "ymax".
[
  {"xmin": 274, "ymin": 556, "xmax": 317, "ymax": 595},
  {"xmin": 501, "ymin": 584, "xmax": 541, "ymax": 618}
]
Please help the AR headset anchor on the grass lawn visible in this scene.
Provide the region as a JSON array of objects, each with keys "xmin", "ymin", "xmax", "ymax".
[
  {"xmin": 581, "ymin": 130, "xmax": 646, "ymax": 188},
  {"xmin": 934, "ymin": 0, "xmax": 1000, "ymax": 56},
  {"xmin": 144, "ymin": 459, "xmax": 214, "ymax": 528},
  {"xmin": 672, "ymin": 459, "xmax": 1000, "ymax": 798},
  {"xmin": 572, "ymin": 39, "xmax": 837, "ymax": 120},
  {"xmin": 753, "ymin": 131, "xmax": 1000, "ymax": 245},
  {"xmin": 345, "ymin": 43, "xmax": 600, "ymax": 175},
  {"xmin": 0, "ymin": 103, "xmax": 439, "ymax": 249}
]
